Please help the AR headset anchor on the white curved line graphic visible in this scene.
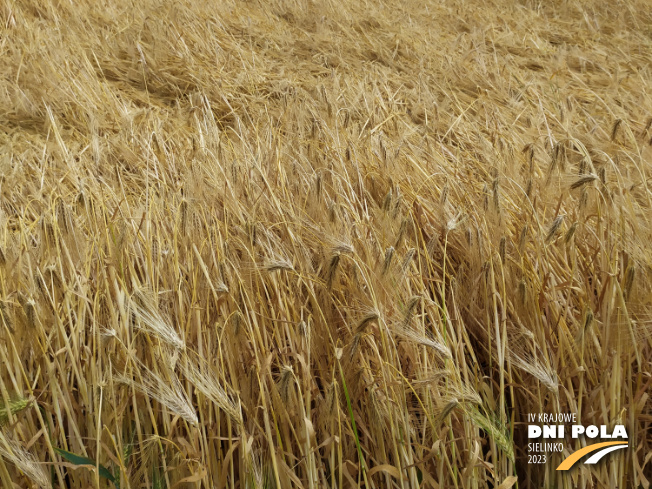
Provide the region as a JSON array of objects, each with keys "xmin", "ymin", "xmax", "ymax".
[{"xmin": 584, "ymin": 444, "xmax": 627, "ymax": 464}]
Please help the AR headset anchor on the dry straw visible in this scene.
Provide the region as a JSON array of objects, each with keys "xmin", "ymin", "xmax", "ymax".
[{"xmin": 0, "ymin": 0, "xmax": 651, "ymax": 487}]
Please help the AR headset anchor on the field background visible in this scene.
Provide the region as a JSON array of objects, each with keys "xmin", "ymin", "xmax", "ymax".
[{"xmin": 1, "ymin": 0, "xmax": 651, "ymax": 487}]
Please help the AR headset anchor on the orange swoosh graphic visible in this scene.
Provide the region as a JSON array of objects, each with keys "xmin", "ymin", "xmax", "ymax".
[{"xmin": 556, "ymin": 441, "xmax": 628, "ymax": 471}]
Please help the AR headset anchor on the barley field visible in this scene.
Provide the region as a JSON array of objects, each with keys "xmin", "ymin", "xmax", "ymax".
[{"xmin": 0, "ymin": 0, "xmax": 651, "ymax": 488}]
